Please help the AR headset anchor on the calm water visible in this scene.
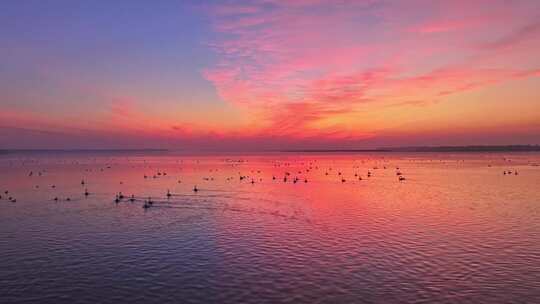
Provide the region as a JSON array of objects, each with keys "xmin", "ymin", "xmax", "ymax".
[{"xmin": 1, "ymin": 151, "xmax": 540, "ymax": 303}]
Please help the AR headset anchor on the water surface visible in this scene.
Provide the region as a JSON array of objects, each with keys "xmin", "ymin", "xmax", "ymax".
[{"xmin": 1, "ymin": 151, "xmax": 540, "ymax": 303}]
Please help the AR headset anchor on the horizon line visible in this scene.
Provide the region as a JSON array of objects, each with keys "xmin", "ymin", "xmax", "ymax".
[{"xmin": 1, "ymin": 144, "xmax": 540, "ymax": 154}]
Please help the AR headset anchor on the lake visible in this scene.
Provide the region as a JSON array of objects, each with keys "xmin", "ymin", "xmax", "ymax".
[{"xmin": 1, "ymin": 151, "xmax": 539, "ymax": 303}]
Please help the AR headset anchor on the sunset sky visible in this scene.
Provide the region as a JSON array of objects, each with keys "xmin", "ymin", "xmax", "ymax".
[{"xmin": 1, "ymin": 0, "xmax": 539, "ymax": 150}]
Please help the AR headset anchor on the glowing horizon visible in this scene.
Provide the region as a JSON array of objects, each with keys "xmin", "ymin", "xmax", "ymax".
[{"xmin": 1, "ymin": 0, "xmax": 539, "ymax": 150}]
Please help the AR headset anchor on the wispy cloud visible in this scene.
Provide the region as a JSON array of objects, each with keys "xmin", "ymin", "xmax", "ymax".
[
  {"xmin": 202, "ymin": 0, "xmax": 540, "ymax": 142},
  {"xmin": 480, "ymin": 20, "xmax": 540, "ymax": 50}
]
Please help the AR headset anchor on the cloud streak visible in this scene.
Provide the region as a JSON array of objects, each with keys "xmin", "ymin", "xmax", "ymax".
[{"xmin": 202, "ymin": 0, "xmax": 540, "ymax": 143}]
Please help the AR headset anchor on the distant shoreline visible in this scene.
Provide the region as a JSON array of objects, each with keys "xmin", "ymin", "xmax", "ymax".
[
  {"xmin": 0, "ymin": 149, "xmax": 169, "ymax": 155},
  {"xmin": 1, "ymin": 145, "xmax": 540, "ymax": 155},
  {"xmin": 282, "ymin": 145, "xmax": 540, "ymax": 153}
]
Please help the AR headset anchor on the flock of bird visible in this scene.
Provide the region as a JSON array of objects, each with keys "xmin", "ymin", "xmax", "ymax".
[
  {"xmin": 108, "ymin": 163, "xmax": 410, "ymax": 209},
  {"xmin": 0, "ymin": 156, "xmax": 527, "ymax": 207},
  {"xmin": 2, "ymin": 157, "xmax": 412, "ymax": 208}
]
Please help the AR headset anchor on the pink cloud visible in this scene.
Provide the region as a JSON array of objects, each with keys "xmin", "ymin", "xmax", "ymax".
[
  {"xmin": 480, "ymin": 20, "xmax": 540, "ymax": 50},
  {"xmin": 201, "ymin": 0, "xmax": 540, "ymax": 142}
]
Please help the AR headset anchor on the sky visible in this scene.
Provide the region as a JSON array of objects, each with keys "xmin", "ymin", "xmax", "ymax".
[{"xmin": 1, "ymin": 0, "xmax": 539, "ymax": 150}]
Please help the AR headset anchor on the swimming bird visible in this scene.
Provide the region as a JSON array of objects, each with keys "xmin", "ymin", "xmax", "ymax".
[{"xmin": 193, "ymin": 185, "xmax": 199, "ymax": 192}]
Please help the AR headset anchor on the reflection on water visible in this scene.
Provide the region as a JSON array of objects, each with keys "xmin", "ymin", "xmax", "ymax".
[{"xmin": 1, "ymin": 151, "xmax": 540, "ymax": 303}]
